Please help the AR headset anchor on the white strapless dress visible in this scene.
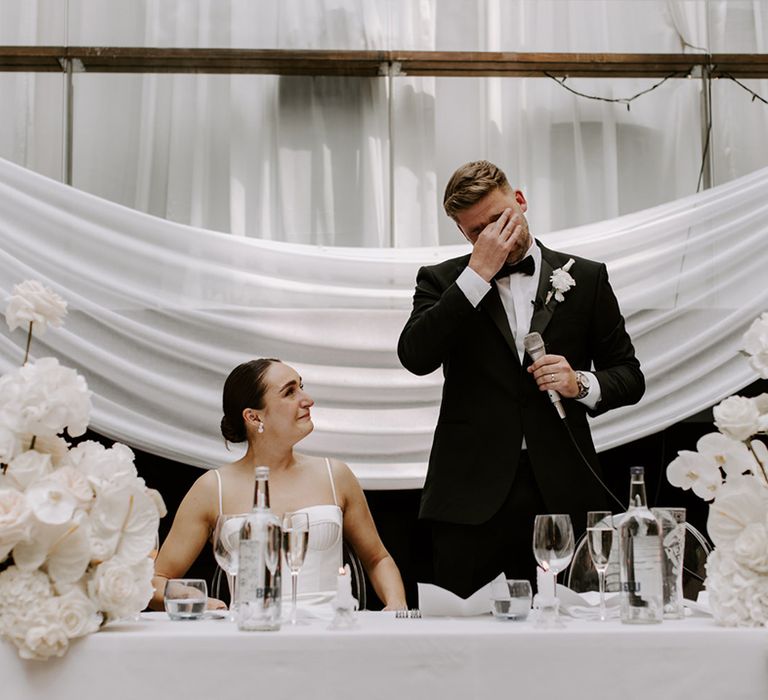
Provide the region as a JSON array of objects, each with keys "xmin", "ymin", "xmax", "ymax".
[{"xmin": 283, "ymin": 504, "xmax": 343, "ymax": 603}]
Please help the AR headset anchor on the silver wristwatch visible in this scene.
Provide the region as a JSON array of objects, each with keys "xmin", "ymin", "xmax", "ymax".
[{"xmin": 575, "ymin": 371, "xmax": 590, "ymax": 400}]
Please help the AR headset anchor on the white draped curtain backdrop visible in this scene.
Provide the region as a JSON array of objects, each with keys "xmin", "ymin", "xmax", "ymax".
[{"xmin": 0, "ymin": 1, "xmax": 767, "ymax": 487}]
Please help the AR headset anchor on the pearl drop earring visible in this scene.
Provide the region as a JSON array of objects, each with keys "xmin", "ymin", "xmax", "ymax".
[{"xmin": 257, "ymin": 421, "xmax": 264, "ymax": 434}]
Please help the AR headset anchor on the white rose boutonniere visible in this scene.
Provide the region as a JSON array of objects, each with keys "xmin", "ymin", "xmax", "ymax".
[{"xmin": 545, "ymin": 258, "xmax": 576, "ymax": 305}]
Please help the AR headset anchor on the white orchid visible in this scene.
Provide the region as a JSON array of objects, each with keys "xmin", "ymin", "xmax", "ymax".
[{"xmin": 665, "ymin": 449, "xmax": 722, "ymax": 500}]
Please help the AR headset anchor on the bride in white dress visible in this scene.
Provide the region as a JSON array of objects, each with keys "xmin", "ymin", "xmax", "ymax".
[{"xmin": 151, "ymin": 358, "xmax": 406, "ymax": 611}]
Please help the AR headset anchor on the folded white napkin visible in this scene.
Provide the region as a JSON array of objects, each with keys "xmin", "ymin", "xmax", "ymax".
[
  {"xmin": 684, "ymin": 592, "xmax": 712, "ymax": 617},
  {"xmin": 555, "ymin": 584, "xmax": 621, "ymax": 620},
  {"xmin": 417, "ymin": 573, "xmax": 506, "ymax": 617}
]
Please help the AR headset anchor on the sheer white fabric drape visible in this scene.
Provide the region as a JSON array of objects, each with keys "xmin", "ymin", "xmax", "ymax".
[
  {"xmin": 1, "ymin": 1, "xmax": 767, "ymax": 244},
  {"xmin": 1, "ymin": 156, "xmax": 765, "ymax": 488}
]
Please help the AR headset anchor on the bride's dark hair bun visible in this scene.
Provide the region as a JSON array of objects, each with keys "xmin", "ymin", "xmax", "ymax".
[{"xmin": 220, "ymin": 358, "xmax": 279, "ymax": 444}]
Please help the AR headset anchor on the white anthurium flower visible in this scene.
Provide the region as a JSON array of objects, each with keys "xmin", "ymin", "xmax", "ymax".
[
  {"xmin": 0, "ymin": 358, "xmax": 91, "ymax": 438},
  {"xmin": 713, "ymin": 395, "xmax": 761, "ymax": 442},
  {"xmin": 4, "ymin": 280, "xmax": 67, "ymax": 336},
  {"xmin": 0, "ymin": 487, "xmax": 33, "ymax": 561},
  {"xmin": 707, "ymin": 480, "xmax": 768, "ymax": 548},
  {"xmin": 666, "ymin": 450, "xmax": 722, "ymax": 500},
  {"xmin": 89, "ymin": 485, "xmax": 159, "ymax": 565},
  {"xmin": 5, "ymin": 450, "xmax": 52, "ymax": 491},
  {"xmin": 146, "ymin": 487, "xmax": 167, "ymax": 518},
  {"xmin": 13, "ymin": 512, "xmax": 90, "ymax": 583},
  {"xmin": 66, "ymin": 441, "xmax": 138, "ymax": 493},
  {"xmin": 743, "ymin": 312, "xmax": 768, "ymax": 380},
  {"xmin": 696, "ymin": 432, "xmax": 754, "ymax": 476},
  {"xmin": 25, "ymin": 478, "xmax": 79, "ymax": 525}
]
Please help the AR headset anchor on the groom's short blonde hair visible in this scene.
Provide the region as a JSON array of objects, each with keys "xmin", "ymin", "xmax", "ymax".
[{"xmin": 443, "ymin": 160, "xmax": 512, "ymax": 220}]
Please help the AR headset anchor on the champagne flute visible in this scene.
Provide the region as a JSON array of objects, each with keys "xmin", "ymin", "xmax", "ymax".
[
  {"xmin": 586, "ymin": 511, "xmax": 614, "ymax": 621},
  {"xmin": 212, "ymin": 513, "xmax": 247, "ymax": 617},
  {"xmin": 532, "ymin": 514, "xmax": 575, "ymax": 625},
  {"xmin": 282, "ymin": 511, "xmax": 310, "ymax": 625}
]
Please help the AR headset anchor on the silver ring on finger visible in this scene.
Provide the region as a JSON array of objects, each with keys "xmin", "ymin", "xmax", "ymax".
[{"xmin": 550, "ymin": 374, "xmax": 556, "ymax": 384}]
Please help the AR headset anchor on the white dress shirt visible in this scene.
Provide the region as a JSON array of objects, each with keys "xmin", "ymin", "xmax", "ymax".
[{"xmin": 455, "ymin": 241, "xmax": 601, "ymax": 415}]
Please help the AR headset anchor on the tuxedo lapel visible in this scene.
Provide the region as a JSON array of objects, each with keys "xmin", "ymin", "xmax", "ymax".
[
  {"xmin": 480, "ymin": 284, "xmax": 519, "ymax": 361},
  {"xmin": 529, "ymin": 245, "xmax": 558, "ymax": 337}
]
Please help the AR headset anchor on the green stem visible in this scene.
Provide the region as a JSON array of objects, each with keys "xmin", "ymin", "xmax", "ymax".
[
  {"xmin": 23, "ymin": 321, "xmax": 33, "ymax": 365},
  {"xmin": 747, "ymin": 440, "xmax": 768, "ymax": 486}
]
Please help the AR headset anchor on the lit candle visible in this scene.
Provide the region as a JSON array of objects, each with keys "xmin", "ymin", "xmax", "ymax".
[
  {"xmin": 336, "ymin": 565, "xmax": 355, "ymax": 608},
  {"xmin": 536, "ymin": 566, "xmax": 556, "ymax": 605}
]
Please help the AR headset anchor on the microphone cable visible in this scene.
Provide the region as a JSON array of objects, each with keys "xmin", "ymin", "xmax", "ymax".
[{"xmin": 559, "ymin": 408, "xmax": 706, "ymax": 585}]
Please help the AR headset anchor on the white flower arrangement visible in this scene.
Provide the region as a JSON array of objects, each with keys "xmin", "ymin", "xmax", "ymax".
[
  {"xmin": 0, "ymin": 281, "xmax": 165, "ymax": 659},
  {"xmin": 545, "ymin": 258, "xmax": 576, "ymax": 305},
  {"xmin": 666, "ymin": 313, "xmax": 768, "ymax": 627}
]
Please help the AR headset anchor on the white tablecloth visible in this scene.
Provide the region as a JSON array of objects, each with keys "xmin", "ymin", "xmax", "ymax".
[{"xmin": 3, "ymin": 612, "xmax": 767, "ymax": 700}]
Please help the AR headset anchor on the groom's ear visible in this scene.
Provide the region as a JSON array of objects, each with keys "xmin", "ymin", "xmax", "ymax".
[{"xmin": 514, "ymin": 189, "xmax": 528, "ymax": 212}]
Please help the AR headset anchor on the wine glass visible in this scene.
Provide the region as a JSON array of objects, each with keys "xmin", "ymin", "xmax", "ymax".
[
  {"xmin": 282, "ymin": 511, "xmax": 310, "ymax": 625},
  {"xmin": 586, "ymin": 511, "xmax": 615, "ymax": 621},
  {"xmin": 212, "ymin": 513, "xmax": 247, "ymax": 618},
  {"xmin": 532, "ymin": 514, "xmax": 575, "ymax": 626}
]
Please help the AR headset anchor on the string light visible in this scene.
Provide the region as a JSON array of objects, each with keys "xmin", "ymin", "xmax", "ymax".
[{"xmin": 544, "ymin": 71, "xmax": 685, "ymax": 111}]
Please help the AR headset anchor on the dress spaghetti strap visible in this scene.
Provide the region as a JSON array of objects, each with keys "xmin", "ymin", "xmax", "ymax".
[
  {"xmin": 325, "ymin": 457, "xmax": 338, "ymax": 506},
  {"xmin": 213, "ymin": 469, "xmax": 223, "ymax": 516}
]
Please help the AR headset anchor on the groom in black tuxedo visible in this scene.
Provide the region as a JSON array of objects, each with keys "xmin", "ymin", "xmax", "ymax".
[{"xmin": 398, "ymin": 160, "xmax": 645, "ymax": 598}]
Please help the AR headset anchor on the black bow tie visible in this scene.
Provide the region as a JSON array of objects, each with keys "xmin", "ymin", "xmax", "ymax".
[{"xmin": 493, "ymin": 255, "xmax": 535, "ymax": 280}]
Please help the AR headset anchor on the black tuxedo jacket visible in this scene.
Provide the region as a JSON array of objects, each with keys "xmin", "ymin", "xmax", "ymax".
[{"xmin": 398, "ymin": 242, "xmax": 645, "ymax": 529}]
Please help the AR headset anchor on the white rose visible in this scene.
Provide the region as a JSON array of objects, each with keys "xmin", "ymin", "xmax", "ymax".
[
  {"xmin": 56, "ymin": 586, "xmax": 102, "ymax": 639},
  {"xmin": 0, "ymin": 487, "xmax": 32, "ymax": 561},
  {"xmin": 0, "ymin": 358, "xmax": 91, "ymax": 438},
  {"xmin": 4, "ymin": 280, "xmax": 67, "ymax": 336},
  {"xmin": 66, "ymin": 441, "xmax": 138, "ymax": 492},
  {"xmin": 713, "ymin": 395, "xmax": 761, "ymax": 442},
  {"xmin": 733, "ymin": 522, "xmax": 768, "ymax": 574},
  {"xmin": 743, "ymin": 312, "xmax": 768, "ymax": 379},
  {"xmin": 5, "ymin": 450, "xmax": 52, "ymax": 490},
  {"xmin": 50, "ymin": 465, "xmax": 94, "ymax": 508},
  {"xmin": 706, "ymin": 549, "xmax": 768, "ymax": 627},
  {"xmin": 87, "ymin": 557, "xmax": 154, "ymax": 621}
]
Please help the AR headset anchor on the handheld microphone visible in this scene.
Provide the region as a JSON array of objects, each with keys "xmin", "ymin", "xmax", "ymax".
[{"xmin": 523, "ymin": 331, "xmax": 566, "ymax": 420}]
